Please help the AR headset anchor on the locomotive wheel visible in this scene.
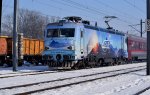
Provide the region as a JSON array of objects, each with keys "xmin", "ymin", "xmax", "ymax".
[
  {"xmin": 47, "ymin": 62, "xmax": 51, "ymax": 67},
  {"xmin": 97, "ymin": 59, "xmax": 103, "ymax": 66},
  {"xmin": 73, "ymin": 64, "xmax": 79, "ymax": 70},
  {"xmin": 72, "ymin": 62, "xmax": 80, "ymax": 70},
  {"xmin": 80, "ymin": 60, "xmax": 86, "ymax": 69},
  {"xmin": 110, "ymin": 61, "xmax": 114, "ymax": 66}
]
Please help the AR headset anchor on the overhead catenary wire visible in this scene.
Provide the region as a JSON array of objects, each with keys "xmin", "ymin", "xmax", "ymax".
[
  {"xmin": 50, "ymin": 0, "xmax": 142, "ymax": 35},
  {"xmin": 61, "ymin": 0, "xmax": 108, "ymax": 16},
  {"xmin": 36, "ymin": 0, "xmax": 99, "ymax": 20},
  {"xmin": 95, "ymin": 0, "xmax": 141, "ymax": 21},
  {"xmin": 60, "ymin": 0, "xmax": 136, "ymax": 27},
  {"xmin": 2, "ymin": 0, "xmax": 144, "ymax": 35},
  {"xmin": 123, "ymin": 0, "xmax": 145, "ymax": 14}
]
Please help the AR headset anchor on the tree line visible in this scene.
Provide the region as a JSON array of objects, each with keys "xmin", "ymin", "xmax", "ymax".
[{"xmin": 1, "ymin": 9, "xmax": 60, "ymax": 39}]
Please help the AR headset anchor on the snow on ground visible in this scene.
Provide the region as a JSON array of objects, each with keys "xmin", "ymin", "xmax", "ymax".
[
  {"xmin": 33, "ymin": 69, "xmax": 150, "ymax": 95},
  {"xmin": 141, "ymin": 89, "xmax": 150, "ymax": 95},
  {"xmin": 0, "ymin": 64, "xmax": 50, "ymax": 74},
  {"xmin": 0, "ymin": 62, "xmax": 149, "ymax": 95}
]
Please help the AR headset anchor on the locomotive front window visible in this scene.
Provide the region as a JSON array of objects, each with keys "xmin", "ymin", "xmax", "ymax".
[
  {"xmin": 47, "ymin": 28, "xmax": 75, "ymax": 37},
  {"xmin": 47, "ymin": 29, "xmax": 59, "ymax": 37}
]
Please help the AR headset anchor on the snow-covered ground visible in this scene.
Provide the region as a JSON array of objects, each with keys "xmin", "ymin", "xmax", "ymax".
[
  {"xmin": 0, "ymin": 62, "xmax": 149, "ymax": 95},
  {"xmin": 0, "ymin": 62, "xmax": 50, "ymax": 74}
]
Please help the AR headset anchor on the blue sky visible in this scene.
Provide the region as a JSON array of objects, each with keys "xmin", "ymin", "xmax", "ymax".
[{"xmin": 2, "ymin": 0, "xmax": 146, "ymax": 37}]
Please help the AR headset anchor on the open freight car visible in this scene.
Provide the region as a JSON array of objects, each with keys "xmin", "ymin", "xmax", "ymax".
[
  {"xmin": 0, "ymin": 36, "xmax": 44, "ymax": 67},
  {"xmin": 23, "ymin": 38, "xmax": 44, "ymax": 65}
]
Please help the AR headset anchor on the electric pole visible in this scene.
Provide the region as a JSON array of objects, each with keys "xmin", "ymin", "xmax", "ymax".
[
  {"xmin": 140, "ymin": 19, "xmax": 143, "ymax": 37},
  {"xmin": 0, "ymin": 0, "xmax": 2, "ymax": 35},
  {"xmin": 140, "ymin": 19, "xmax": 145, "ymax": 37},
  {"xmin": 147, "ymin": 0, "xmax": 150, "ymax": 75},
  {"xmin": 13, "ymin": 0, "xmax": 18, "ymax": 71},
  {"xmin": 129, "ymin": 19, "xmax": 145, "ymax": 37}
]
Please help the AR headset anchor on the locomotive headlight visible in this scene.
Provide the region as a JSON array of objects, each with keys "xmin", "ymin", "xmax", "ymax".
[
  {"xmin": 45, "ymin": 46, "xmax": 49, "ymax": 50},
  {"xmin": 67, "ymin": 46, "xmax": 75, "ymax": 50}
]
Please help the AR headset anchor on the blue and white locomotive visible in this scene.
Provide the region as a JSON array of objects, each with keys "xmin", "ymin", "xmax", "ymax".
[{"xmin": 42, "ymin": 16, "xmax": 128, "ymax": 69}]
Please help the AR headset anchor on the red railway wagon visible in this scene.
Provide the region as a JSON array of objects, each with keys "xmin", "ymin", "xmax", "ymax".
[
  {"xmin": 0, "ymin": 36, "xmax": 44, "ymax": 66},
  {"xmin": 127, "ymin": 34, "xmax": 147, "ymax": 61}
]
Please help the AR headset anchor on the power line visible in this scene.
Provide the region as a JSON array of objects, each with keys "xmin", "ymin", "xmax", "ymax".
[
  {"xmin": 95, "ymin": 0, "xmax": 140, "ymax": 21},
  {"xmin": 123, "ymin": 0, "xmax": 145, "ymax": 13},
  {"xmin": 35, "ymin": 0, "xmax": 99, "ymax": 20},
  {"xmin": 62, "ymin": 0, "xmax": 108, "ymax": 16},
  {"xmin": 61, "ymin": 0, "xmax": 135, "ymax": 27},
  {"xmin": 49, "ymin": 0, "xmax": 103, "ymax": 21}
]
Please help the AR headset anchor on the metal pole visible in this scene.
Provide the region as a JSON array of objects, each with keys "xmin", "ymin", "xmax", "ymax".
[
  {"xmin": 147, "ymin": 0, "xmax": 150, "ymax": 75},
  {"xmin": 0, "ymin": 0, "xmax": 2, "ymax": 35},
  {"xmin": 13, "ymin": 0, "xmax": 18, "ymax": 71},
  {"xmin": 140, "ymin": 19, "xmax": 142, "ymax": 37}
]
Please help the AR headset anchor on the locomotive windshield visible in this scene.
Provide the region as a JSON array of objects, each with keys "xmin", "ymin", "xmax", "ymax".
[{"xmin": 47, "ymin": 28, "xmax": 75, "ymax": 37}]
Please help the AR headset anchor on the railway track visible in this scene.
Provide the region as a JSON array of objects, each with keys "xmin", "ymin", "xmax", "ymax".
[
  {"xmin": 0, "ymin": 70, "xmax": 60, "ymax": 79},
  {"xmin": 0, "ymin": 65, "xmax": 145, "ymax": 95},
  {"xmin": 0, "ymin": 63, "xmax": 144, "ymax": 79},
  {"xmin": 0, "ymin": 62, "xmax": 143, "ymax": 79},
  {"xmin": 134, "ymin": 85, "xmax": 150, "ymax": 95}
]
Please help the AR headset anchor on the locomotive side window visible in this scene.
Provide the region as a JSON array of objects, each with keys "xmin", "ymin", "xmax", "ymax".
[{"xmin": 47, "ymin": 28, "xmax": 75, "ymax": 37}]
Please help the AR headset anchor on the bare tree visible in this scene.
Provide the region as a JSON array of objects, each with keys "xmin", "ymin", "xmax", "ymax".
[
  {"xmin": 2, "ymin": 9, "xmax": 60, "ymax": 39},
  {"xmin": 1, "ymin": 14, "xmax": 13, "ymax": 36}
]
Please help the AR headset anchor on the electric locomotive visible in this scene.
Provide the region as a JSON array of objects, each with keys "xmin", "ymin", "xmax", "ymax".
[{"xmin": 42, "ymin": 16, "xmax": 128, "ymax": 69}]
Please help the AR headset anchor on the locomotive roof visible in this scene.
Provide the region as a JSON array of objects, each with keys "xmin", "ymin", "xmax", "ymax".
[
  {"xmin": 84, "ymin": 24, "xmax": 125, "ymax": 36},
  {"xmin": 47, "ymin": 22, "xmax": 125, "ymax": 36}
]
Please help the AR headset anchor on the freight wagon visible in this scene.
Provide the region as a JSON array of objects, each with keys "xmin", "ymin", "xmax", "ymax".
[
  {"xmin": 0, "ymin": 36, "xmax": 44, "ymax": 67},
  {"xmin": 23, "ymin": 38, "xmax": 44, "ymax": 65}
]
